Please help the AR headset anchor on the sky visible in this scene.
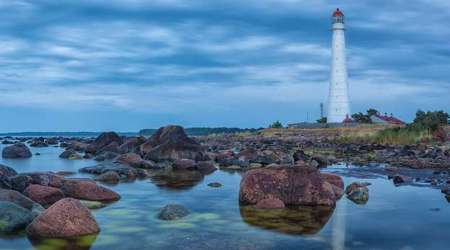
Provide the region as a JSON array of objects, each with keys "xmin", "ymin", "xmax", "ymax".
[{"xmin": 0, "ymin": 0, "xmax": 449, "ymax": 132}]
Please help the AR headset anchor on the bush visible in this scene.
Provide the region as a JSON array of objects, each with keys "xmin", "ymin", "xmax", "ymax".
[{"xmin": 269, "ymin": 121, "xmax": 283, "ymax": 129}]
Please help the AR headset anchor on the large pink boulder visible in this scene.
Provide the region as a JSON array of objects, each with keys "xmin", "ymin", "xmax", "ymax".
[
  {"xmin": 23, "ymin": 184, "xmax": 65, "ymax": 207},
  {"xmin": 26, "ymin": 198, "xmax": 100, "ymax": 238},
  {"xmin": 239, "ymin": 167, "xmax": 343, "ymax": 207},
  {"xmin": 61, "ymin": 179, "xmax": 120, "ymax": 202}
]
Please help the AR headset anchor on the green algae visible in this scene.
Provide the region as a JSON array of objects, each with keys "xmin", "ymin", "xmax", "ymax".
[{"xmin": 159, "ymin": 222, "xmax": 195, "ymax": 229}]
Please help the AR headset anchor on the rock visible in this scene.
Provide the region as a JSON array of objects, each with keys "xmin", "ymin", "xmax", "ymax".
[
  {"xmin": 45, "ymin": 138, "xmax": 58, "ymax": 145},
  {"xmin": 55, "ymin": 171, "xmax": 76, "ymax": 177},
  {"xmin": 23, "ymin": 184, "xmax": 65, "ymax": 207},
  {"xmin": 321, "ymin": 172, "xmax": 345, "ymax": 199},
  {"xmin": 87, "ymin": 132, "xmax": 122, "ymax": 154},
  {"xmin": 25, "ymin": 172, "xmax": 64, "ymax": 188},
  {"xmin": 0, "ymin": 201, "xmax": 34, "ymax": 233},
  {"xmin": 119, "ymin": 136, "xmax": 146, "ymax": 154},
  {"xmin": 172, "ymin": 159, "xmax": 197, "ymax": 170},
  {"xmin": 30, "ymin": 141, "xmax": 48, "ymax": 147},
  {"xmin": 157, "ymin": 204, "xmax": 189, "ymax": 220},
  {"xmin": 0, "ymin": 189, "xmax": 44, "ymax": 216},
  {"xmin": 207, "ymin": 182, "xmax": 222, "ymax": 188},
  {"xmin": 345, "ymin": 182, "xmax": 369, "ymax": 204},
  {"xmin": 2, "ymin": 143, "xmax": 32, "ymax": 159},
  {"xmin": 140, "ymin": 125, "xmax": 208, "ymax": 162},
  {"xmin": 150, "ymin": 170, "xmax": 204, "ymax": 190},
  {"xmin": 94, "ymin": 171, "xmax": 120, "ymax": 184},
  {"xmin": 114, "ymin": 153, "xmax": 156, "ymax": 168},
  {"xmin": 0, "ymin": 164, "xmax": 17, "ymax": 189},
  {"xmin": 61, "ymin": 179, "xmax": 120, "ymax": 202},
  {"xmin": 0, "ymin": 164, "xmax": 18, "ymax": 177},
  {"xmin": 196, "ymin": 161, "xmax": 216, "ymax": 175},
  {"xmin": 446, "ymin": 195, "xmax": 450, "ymax": 203},
  {"xmin": 26, "ymin": 198, "xmax": 100, "ymax": 238},
  {"xmin": 393, "ymin": 175, "xmax": 413, "ymax": 186},
  {"xmin": 79, "ymin": 163, "xmax": 137, "ymax": 180},
  {"xmin": 59, "ymin": 149, "xmax": 81, "ymax": 159},
  {"xmin": 255, "ymin": 198, "xmax": 285, "ymax": 209},
  {"xmin": 239, "ymin": 167, "xmax": 343, "ymax": 207},
  {"xmin": 8, "ymin": 175, "xmax": 31, "ymax": 192}
]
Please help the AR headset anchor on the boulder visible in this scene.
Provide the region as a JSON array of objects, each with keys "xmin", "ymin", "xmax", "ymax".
[
  {"xmin": 157, "ymin": 204, "xmax": 189, "ymax": 220},
  {"xmin": 172, "ymin": 159, "xmax": 197, "ymax": 170},
  {"xmin": 239, "ymin": 167, "xmax": 343, "ymax": 207},
  {"xmin": 255, "ymin": 198, "xmax": 285, "ymax": 209},
  {"xmin": 2, "ymin": 143, "xmax": 32, "ymax": 159},
  {"xmin": 114, "ymin": 153, "xmax": 156, "ymax": 169},
  {"xmin": 79, "ymin": 163, "xmax": 137, "ymax": 180},
  {"xmin": 59, "ymin": 149, "xmax": 82, "ymax": 159},
  {"xmin": 345, "ymin": 182, "xmax": 369, "ymax": 204},
  {"xmin": 87, "ymin": 132, "xmax": 122, "ymax": 154},
  {"xmin": 140, "ymin": 125, "xmax": 208, "ymax": 162},
  {"xmin": 0, "ymin": 164, "xmax": 17, "ymax": 189},
  {"xmin": 0, "ymin": 164, "xmax": 18, "ymax": 177},
  {"xmin": 0, "ymin": 201, "xmax": 34, "ymax": 233},
  {"xmin": 0, "ymin": 189, "xmax": 44, "ymax": 216},
  {"xmin": 23, "ymin": 184, "xmax": 65, "ymax": 207},
  {"xmin": 119, "ymin": 136, "xmax": 146, "ymax": 154},
  {"xmin": 61, "ymin": 179, "xmax": 120, "ymax": 202},
  {"xmin": 24, "ymin": 172, "xmax": 64, "ymax": 188},
  {"xmin": 26, "ymin": 198, "xmax": 100, "ymax": 238},
  {"xmin": 9, "ymin": 174, "xmax": 32, "ymax": 192},
  {"xmin": 94, "ymin": 171, "xmax": 120, "ymax": 184}
]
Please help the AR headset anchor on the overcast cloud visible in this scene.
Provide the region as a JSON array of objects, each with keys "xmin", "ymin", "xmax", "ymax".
[{"xmin": 0, "ymin": 0, "xmax": 449, "ymax": 131}]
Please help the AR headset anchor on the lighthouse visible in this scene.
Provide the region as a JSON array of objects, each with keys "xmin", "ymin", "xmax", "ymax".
[{"xmin": 327, "ymin": 8, "xmax": 351, "ymax": 123}]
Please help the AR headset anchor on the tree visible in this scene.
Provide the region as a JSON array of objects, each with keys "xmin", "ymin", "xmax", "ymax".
[
  {"xmin": 269, "ymin": 121, "xmax": 283, "ymax": 129},
  {"xmin": 317, "ymin": 117, "xmax": 327, "ymax": 124},
  {"xmin": 351, "ymin": 112, "xmax": 371, "ymax": 123},
  {"xmin": 412, "ymin": 110, "xmax": 449, "ymax": 131},
  {"xmin": 367, "ymin": 108, "xmax": 379, "ymax": 117}
]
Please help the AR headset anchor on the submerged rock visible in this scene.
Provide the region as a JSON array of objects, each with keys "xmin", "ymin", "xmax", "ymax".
[
  {"xmin": 2, "ymin": 143, "xmax": 32, "ymax": 159},
  {"xmin": 240, "ymin": 205, "xmax": 334, "ymax": 235},
  {"xmin": 59, "ymin": 149, "xmax": 82, "ymax": 160},
  {"xmin": 79, "ymin": 200, "xmax": 108, "ymax": 209},
  {"xmin": 345, "ymin": 182, "xmax": 369, "ymax": 204},
  {"xmin": 0, "ymin": 201, "xmax": 34, "ymax": 233},
  {"xmin": 26, "ymin": 198, "xmax": 100, "ymax": 238},
  {"xmin": 158, "ymin": 204, "xmax": 189, "ymax": 220},
  {"xmin": 207, "ymin": 182, "xmax": 222, "ymax": 188},
  {"xmin": 61, "ymin": 179, "xmax": 120, "ymax": 202},
  {"xmin": 239, "ymin": 167, "xmax": 343, "ymax": 207}
]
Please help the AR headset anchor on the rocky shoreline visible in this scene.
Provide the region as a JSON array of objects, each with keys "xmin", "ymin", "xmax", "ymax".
[{"xmin": 1, "ymin": 125, "xmax": 449, "ymax": 240}]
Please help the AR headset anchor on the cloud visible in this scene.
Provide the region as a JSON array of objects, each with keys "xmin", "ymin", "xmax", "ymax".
[{"xmin": 0, "ymin": 0, "xmax": 448, "ymax": 131}]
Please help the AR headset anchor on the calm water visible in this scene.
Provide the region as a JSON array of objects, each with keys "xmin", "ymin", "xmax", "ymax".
[{"xmin": 1, "ymin": 144, "xmax": 449, "ymax": 250}]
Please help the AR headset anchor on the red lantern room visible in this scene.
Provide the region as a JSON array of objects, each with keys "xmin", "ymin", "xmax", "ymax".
[{"xmin": 332, "ymin": 8, "xmax": 345, "ymax": 24}]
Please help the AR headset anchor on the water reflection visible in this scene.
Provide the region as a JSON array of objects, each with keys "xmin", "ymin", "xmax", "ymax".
[
  {"xmin": 28, "ymin": 234, "xmax": 98, "ymax": 250},
  {"xmin": 149, "ymin": 170, "xmax": 205, "ymax": 190},
  {"xmin": 239, "ymin": 205, "xmax": 335, "ymax": 235}
]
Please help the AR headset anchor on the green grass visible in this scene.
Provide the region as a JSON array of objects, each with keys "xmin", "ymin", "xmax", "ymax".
[{"xmin": 337, "ymin": 126, "xmax": 433, "ymax": 145}]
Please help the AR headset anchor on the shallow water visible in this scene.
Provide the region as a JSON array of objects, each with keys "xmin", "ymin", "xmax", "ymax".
[{"xmin": 1, "ymin": 144, "xmax": 449, "ymax": 250}]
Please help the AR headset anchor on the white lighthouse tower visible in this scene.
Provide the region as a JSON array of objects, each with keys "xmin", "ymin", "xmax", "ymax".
[{"xmin": 327, "ymin": 8, "xmax": 351, "ymax": 123}]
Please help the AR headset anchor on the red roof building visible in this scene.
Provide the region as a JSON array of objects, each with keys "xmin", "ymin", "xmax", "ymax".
[{"xmin": 371, "ymin": 113, "xmax": 405, "ymax": 125}]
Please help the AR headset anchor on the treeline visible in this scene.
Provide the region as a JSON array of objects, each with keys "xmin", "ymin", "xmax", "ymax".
[{"xmin": 139, "ymin": 127, "xmax": 260, "ymax": 136}]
